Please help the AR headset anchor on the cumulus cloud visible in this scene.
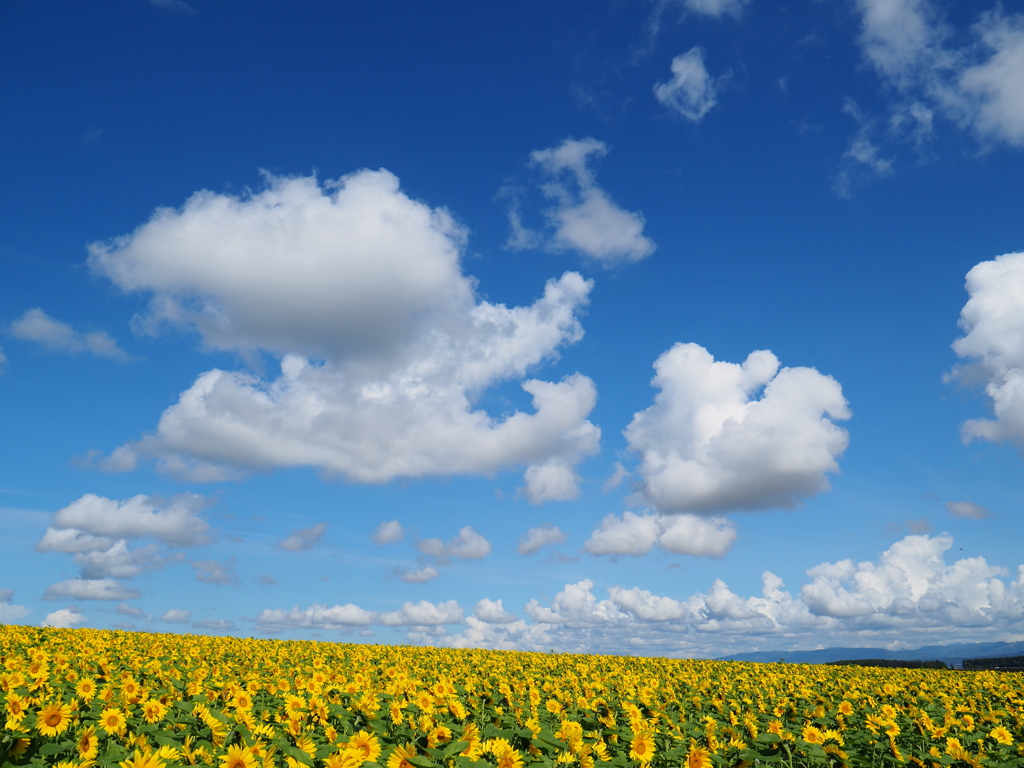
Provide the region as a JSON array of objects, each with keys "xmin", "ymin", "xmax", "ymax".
[
  {"xmin": 0, "ymin": 589, "xmax": 30, "ymax": 623},
  {"xmin": 440, "ymin": 534, "xmax": 1024, "ymax": 657},
  {"xmin": 43, "ymin": 579, "xmax": 140, "ymax": 601},
  {"xmin": 8, "ymin": 308, "xmax": 129, "ymax": 360},
  {"xmin": 625, "ymin": 343, "xmax": 850, "ymax": 513},
  {"xmin": 417, "ymin": 526, "xmax": 491, "ymax": 562},
  {"xmin": 255, "ymin": 603, "xmax": 376, "ymax": 632},
  {"xmin": 380, "ymin": 600, "xmax": 464, "ymax": 626},
  {"xmin": 949, "ymin": 251, "xmax": 1024, "ymax": 447},
  {"xmin": 523, "ymin": 138, "xmax": 656, "ymax": 266},
  {"xmin": 42, "ymin": 607, "xmax": 86, "ymax": 629},
  {"xmin": 473, "ymin": 598, "xmax": 518, "ymax": 623},
  {"xmin": 161, "ymin": 608, "xmax": 192, "ymax": 623},
  {"xmin": 41, "ymin": 493, "xmax": 210, "ymax": 548},
  {"xmin": 522, "ymin": 459, "xmax": 583, "ymax": 503},
  {"xmin": 653, "ymin": 47, "xmax": 721, "ymax": 122},
  {"xmin": 192, "ymin": 558, "xmax": 238, "ymax": 586},
  {"xmin": 850, "ymin": 0, "xmax": 1024, "ymax": 155},
  {"xmin": 278, "ymin": 522, "xmax": 328, "ymax": 551},
  {"xmin": 946, "ymin": 500, "xmax": 990, "ymax": 519},
  {"xmin": 255, "ymin": 599, "xmax": 464, "ymax": 632},
  {"xmin": 372, "ymin": 520, "xmax": 404, "ymax": 545},
  {"xmin": 584, "ymin": 510, "xmax": 736, "ymax": 557},
  {"xmin": 397, "ymin": 566, "xmax": 440, "ymax": 584},
  {"xmin": 517, "ymin": 523, "xmax": 567, "ymax": 555},
  {"xmin": 682, "ymin": 0, "xmax": 746, "ymax": 17},
  {"xmin": 89, "ymin": 171, "xmax": 600, "ymax": 493}
]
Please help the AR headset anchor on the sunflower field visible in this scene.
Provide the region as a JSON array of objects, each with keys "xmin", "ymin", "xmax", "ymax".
[{"xmin": 1, "ymin": 626, "xmax": 1022, "ymax": 768}]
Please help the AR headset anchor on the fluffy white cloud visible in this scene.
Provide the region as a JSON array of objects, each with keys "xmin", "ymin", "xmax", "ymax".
[
  {"xmin": 90, "ymin": 171, "xmax": 600, "ymax": 493},
  {"xmin": 441, "ymin": 534, "xmax": 1024, "ymax": 657},
  {"xmin": 517, "ymin": 523, "xmax": 567, "ymax": 555},
  {"xmin": 625, "ymin": 343, "xmax": 850, "ymax": 513},
  {"xmin": 946, "ymin": 500, "xmax": 990, "ymax": 519},
  {"xmin": 278, "ymin": 522, "xmax": 328, "ymax": 552},
  {"xmin": 398, "ymin": 566, "xmax": 440, "ymax": 584},
  {"xmin": 852, "ymin": 0, "xmax": 1024, "ymax": 149},
  {"xmin": 193, "ymin": 618, "xmax": 234, "ymax": 630},
  {"xmin": 584, "ymin": 510, "xmax": 736, "ymax": 557},
  {"xmin": 255, "ymin": 603, "xmax": 376, "ymax": 631},
  {"xmin": 473, "ymin": 598, "xmax": 518, "ymax": 623},
  {"xmin": 43, "ymin": 579, "xmax": 140, "ymax": 601},
  {"xmin": 192, "ymin": 558, "xmax": 238, "ymax": 585},
  {"xmin": 0, "ymin": 589, "xmax": 30, "ymax": 623},
  {"xmin": 75, "ymin": 542, "xmax": 161, "ymax": 579},
  {"xmin": 653, "ymin": 47, "xmax": 720, "ymax": 122},
  {"xmin": 372, "ymin": 520, "xmax": 404, "ymax": 545},
  {"xmin": 8, "ymin": 308, "xmax": 129, "ymax": 360},
  {"xmin": 525, "ymin": 138, "xmax": 656, "ymax": 266},
  {"xmin": 42, "ymin": 493, "xmax": 210, "ymax": 548},
  {"xmin": 161, "ymin": 608, "xmax": 192, "ymax": 623},
  {"xmin": 950, "ymin": 251, "xmax": 1024, "ymax": 446},
  {"xmin": 42, "ymin": 607, "xmax": 86, "ymax": 628},
  {"xmin": 417, "ymin": 526, "xmax": 491, "ymax": 562},
  {"xmin": 522, "ymin": 459, "xmax": 582, "ymax": 503},
  {"xmin": 682, "ymin": 0, "xmax": 746, "ymax": 17},
  {"xmin": 380, "ymin": 600, "xmax": 464, "ymax": 626}
]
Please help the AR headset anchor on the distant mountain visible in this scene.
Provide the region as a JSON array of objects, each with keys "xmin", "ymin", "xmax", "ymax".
[{"xmin": 716, "ymin": 640, "xmax": 1024, "ymax": 668}]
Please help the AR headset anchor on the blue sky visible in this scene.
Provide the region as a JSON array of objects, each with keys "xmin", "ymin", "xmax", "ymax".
[{"xmin": 2, "ymin": 0, "xmax": 1024, "ymax": 657}]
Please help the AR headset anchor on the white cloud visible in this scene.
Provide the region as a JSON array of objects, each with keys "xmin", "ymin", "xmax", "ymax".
[
  {"xmin": 192, "ymin": 558, "xmax": 238, "ymax": 585},
  {"xmin": 372, "ymin": 520, "xmax": 404, "ymax": 545},
  {"xmin": 946, "ymin": 500, "xmax": 990, "ymax": 519},
  {"xmin": 950, "ymin": 251, "xmax": 1024, "ymax": 447},
  {"xmin": 161, "ymin": 608, "xmax": 192, "ymax": 623},
  {"xmin": 525, "ymin": 138, "xmax": 656, "ymax": 266},
  {"xmin": 653, "ymin": 47, "xmax": 720, "ymax": 122},
  {"xmin": 398, "ymin": 566, "xmax": 440, "ymax": 584},
  {"xmin": 0, "ymin": 589, "xmax": 30, "ymax": 623},
  {"xmin": 8, "ymin": 308, "xmax": 129, "ymax": 360},
  {"xmin": 278, "ymin": 522, "xmax": 327, "ymax": 551},
  {"xmin": 255, "ymin": 603, "xmax": 375, "ymax": 631},
  {"xmin": 441, "ymin": 534, "xmax": 1024, "ymax": 657},
  {"xmin": 380, "ymin": 599, "xmax": 464, "ymax": 626},
  {"xmin": 522, "ymin": 459, "xmax": 582, "ymax": 503},
  {"xmin": 517, "ymin": 523, "xmax": 567, "ymax": 555},
  {"xmin": 851, "ymin": 0, "xmax": 1024, "ymax": 151},
  {"xmin": 44, "ymin": 493, "xmax": 210, "ymax": 547},
  {"xmin": 417, "ymin": 526, "xmax": 491, "ymax": 562},
  {"xmin": 42, "ymin": 607, "xmax": 86, "ymax": 629},
  {"xmin": 625, "ymin": 343, "xmax": 850, "ymax": 513},
  {"xmin": 89, "ymin": 174, "xmax": 599, "ymax": 491},
  {"xmin": 583, "ymin": 510, "xmax": 736, "ymax": 557},
  {"xmin": 194, "ymin": 618, "xmax": 234, "ymax": 630},
  {"xmin": 75, "ymin": 541, "xmax": 161, "ymax": 579},
  {"xmin": 683, "ymin": 0, "xmax": 746, "ymax": 17},
  {"xmin": 43, "ymin": 579, "xmax": 140, "ymax": 601},
  {"xmin": 473, "ymin": 598, "xmax": 518, "ymax": 623},
  {"xmin": 116, "ymin": 602, "xmax": 145, "ymax": 617}
]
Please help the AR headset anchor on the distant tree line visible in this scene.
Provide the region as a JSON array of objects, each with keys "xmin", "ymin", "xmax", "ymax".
[
  {"xmin": 826, "ymin": 659, "xmax": 949, "ymax": 670},
  {"xmin": 962, "ymin": 656, "xmax": 1024, "ymax": 671}
]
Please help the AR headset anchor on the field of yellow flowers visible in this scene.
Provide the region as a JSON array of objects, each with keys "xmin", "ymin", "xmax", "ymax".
[{"xmin": 1, "ymin": 625, "xmax": 1022, "ymax": 768}]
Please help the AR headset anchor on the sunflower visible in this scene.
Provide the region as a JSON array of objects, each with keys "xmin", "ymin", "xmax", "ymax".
[
  {"xmin": 220, "ymin": 744, "xmax": 257, "ymax": 768},
  {"xmin": 36, "ymin": 701, "xmax": 74, "ymax": 737},
  {"xmin": 142, "ymin": 699, "xmax": 168, "ymax": 724},
  {"xmin": 801, "ymin": 724, "xmax": 824, "ymax": 744},
  {"xmin": 684, "ymin": 741, "xmax": 712, "ymax": 768},
  {"xmin": 119, "ymin": 749, "xmax": 166, "ymax": 768},
  {"xmin": 496, "ymin": 747, "xmax": 524, "ymax": 768},
  {"xmin": 629, "ymin": 730, "xmax": 655, "ymax": 764},
  {"xmin": 76, "ymin": 678, "xmax": 98, "ymax": 701},
  {"xmin": 386, "ymin": 743, "xmax": 417, "ymax": 768},
  {"xmin": 990, "ymin": 726, "xmax": 1014, "ymax": 746},
  {"xmin": 347, "ymin": 730, "xmax": 382, "ymax": 762},
  {"xmin": 100, "ymin": 707, "xmax": 128, "ymax": 736},
  {"xmin": 78, "ymin": 725, "xmax": 100, "ymax": 760}
]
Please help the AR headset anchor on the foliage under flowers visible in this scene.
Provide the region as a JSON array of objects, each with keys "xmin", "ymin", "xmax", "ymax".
[{"xmin": 1, "ymin": 626, "xmax": 1023, "ymax": 768}]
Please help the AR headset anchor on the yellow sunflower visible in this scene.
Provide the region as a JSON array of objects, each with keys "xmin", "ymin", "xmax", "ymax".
[
  {"xmin": 100, "ymin": 707, "xmax": 128, "ymax": 736},
  {"xmin": 990, "ymin": 726, "xmax": 1014, "ymax": 746},
  {"xmin": 386, "ymin": 743, "xmax": 417, "ymax": 768},
  {"xmin": 629, "ymin": 730, "xmax": 655, "ymax": 764},
  {"xmin": 220, "ymin": 743, "xmax": 257, "ymax": 768},
  {"xmin": 119, "ymin": 749, "xmax": 166, "ymax": 768},
  {"xmin": 78, "ymin": 725, "xmax": 100, "ymax": 760},
  {"xmin": 347, "ymin": 730, "xmax": 382, "ymax": 762},
  {"xmin": 684, "ymin": 741, "xmax": 712, "ymax": 768},
  {"xmin": 36, "ymin": 701, "xmax": 74, "ymax": 737}
]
